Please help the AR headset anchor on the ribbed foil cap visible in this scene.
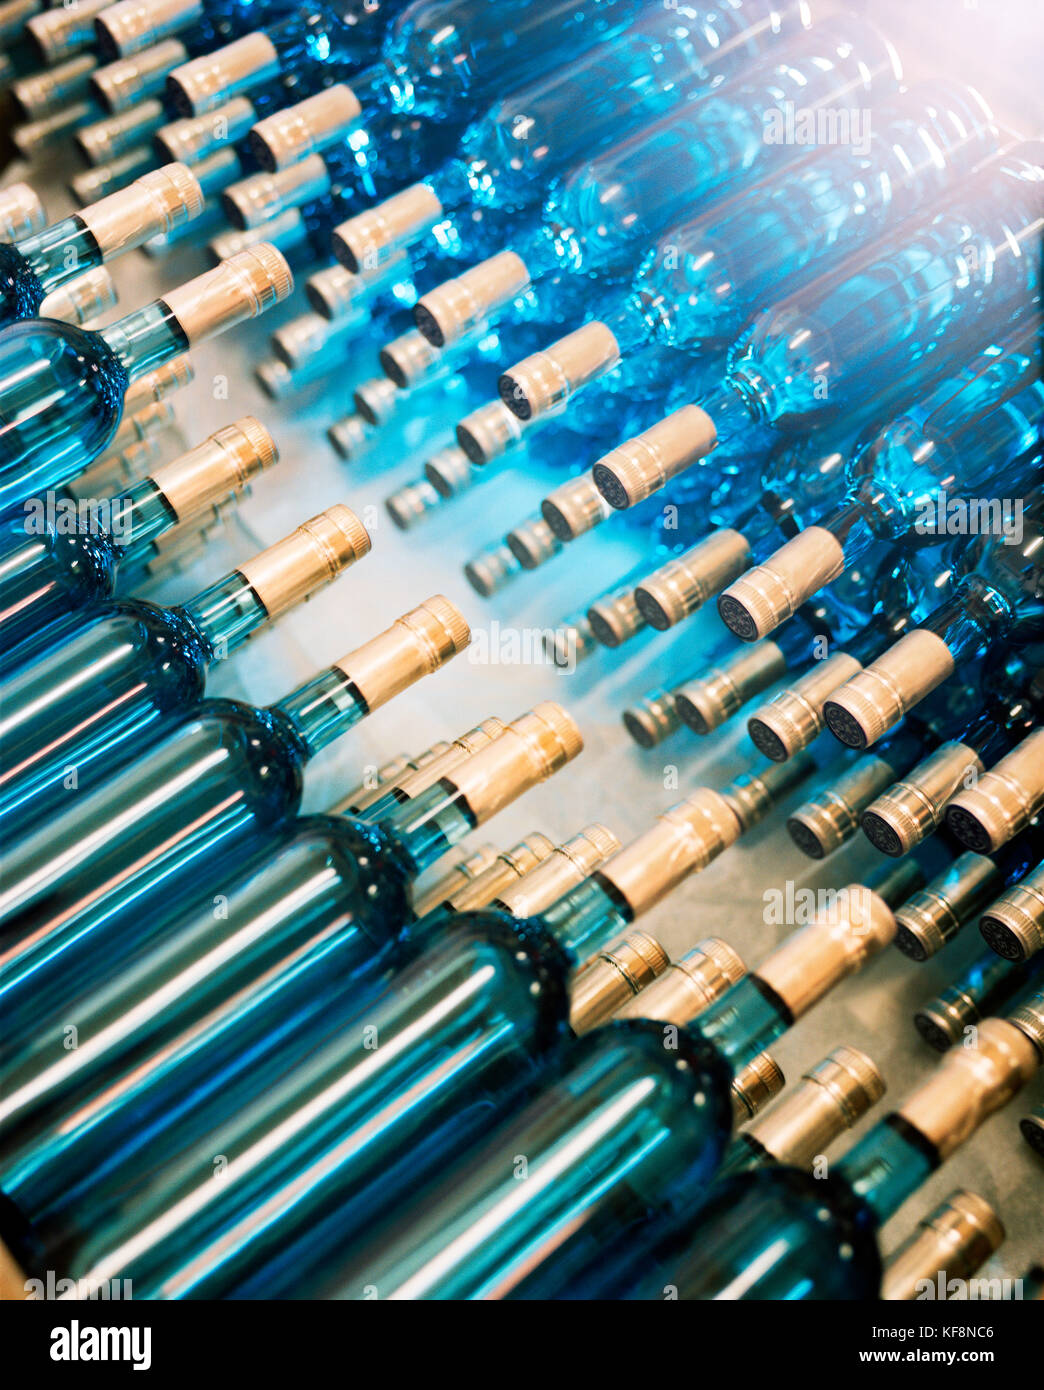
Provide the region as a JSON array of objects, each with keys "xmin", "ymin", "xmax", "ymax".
[
  {"xmin": 92, "ymin": 39, "xmax": 188, "ymax": 113},
  {"xmin": 223, "ymin": 156, "xmax": 330, "ymax": 230},
  {"xmin": 39, "ymin": 266, "xmax": 118, "ymax": 326},
  {"xmin": 615, "ymin": 938, "xmax": 746, "ymax": 1026},
  {"xmin": 748, "ymin": 651, "xmax": 866, "ymax": 762},
  {"xmin": 731, "ymin": 1052, "xmax": 786, "ymax": 1123},
  {"xmin": 167, "ymin": 33, "xmax": 281, "ymax": 117},
  {"xmin": 544, "ymin": 613, "xmax": 597, "ymax": 670},
  {"xmin": 720, "ymin": 754, "xmax": 815, "ymax": 833},
  {"xmin": 122, "ymin": 354, "xmax": 194, "ymax": 413},
  {"xmin": 499, "ymin": 322, "xmax": 622, "ymax": 420},
  {"xmin": 334, "ymin": 596, "xmax": 469, "ymax": 714},
  {"xmin": 446, "ymin": 704, "xmax": 583, "ymax": 823},
  {"xmin": 862, "ymin": 742, "xmax": 985, "ymax": 857},
  {"xmin": 410, "ymin": 844, "xmax": 500, "ymax": 917},
  {"xmin": 600, "ymin": 791, "xmax": 742, "ymax": 918},
  {"xmin": 27, "ymin": 0, "xmax": 109, "ymax": 64},
  {"xmin": 587, "ymin": 586, "xmax": 644, "ymax": 648},
  {"xmin": 79, "ymin": 162, "xmax": 203, "ymax": 257},
  {"xmin": 76, "ymin": 99, "xmax": 166, "ymax": 165},
  {"xmin": 0, "ymin": 182, "xmax": 45, "ymax": 242},
  {"xmin": 591, "ymin": 406, "xmax": 718, "ymax": 510},
  {"xmin": 634, "ymin": 531, "xmax": 752, "ymax": 630},
  {"xmin": 94, "ymin": 0, "xmax": 202, "ymax": 58},
  {"xmin": 748, "ymin": 1045, "xmax": 885, "ymax": 1164},
  {"xmin": 271, "ymin": 309, "xmax": 345, "ymax": 372},
  {"xmin": 332, "ymin": 183, "xmax": 443, "ymax": 272},
  {"xmin": 823, "ymin": 630, "xmax": 956, "ymax": 749},
  {"xmin": 354, "ymin": 375, "xmax": 401, "ymax": 427},
  {"xmin": 506, "ymin": 515, "xmax": 562, "ymax": 572},
  {"xmin": 757, "ymin": 883, "xmax": 898, "ymax": 1019},
  {"xmin": 718, "ymin": 527, "xmax": 846, "ymax": 642},
  {"xmin": 945, "ymin": 731, "xmax": 1044, "ymax": 855},
  {"xmin": 249, "ymin": 85, "xmax": 362, "ymax": 171},
  {"xmin": 155, "ymin": 97, "xmax": 257, "ymax": 163},
  {"xmin": 456, "ymin": 399, "xmax": 527, "ymax": 465},
  {"xmin": 151, "ymin": 417, "xmax": 276, "ymax": 518},
  {"xmin": 541, "ymin": 472, "xmax": 611, "ymax": 541},
  {"xmin": 162, "ymin": 244, "xmax": 293, "ymax": 342},
  {"xmin": 444, "ymin": 833, "xmax": 556, "ymax": 914},
  {"xmin": 675, "ymin": 641, "xmax": 788, "ymax": 736},
  {"xmin": 379, "ymin": 328, "xmax": 442, "ymax": 389},
  {"xmin": 328, "ymin": 413, "xmax": 373, "ymax": 462},
  {"xmin": 385, "ymin": 477, "xmax": 442, "ymax": 530},
  {"xmin": 882, "ymin": 1191, "xmax": 1006, "ymax": 1301},
  {"xmin": 1021, "ymin": 1107, "xmax": 1044, "ymax": 1157},
  {"xmin": 106, "ymin": 400, "xmax": 176, "ymax": 451},
  {"xmin": 915, "ymin": 980, "xmax": 989, "ymax": 1054},
  {"xmin": 496, "ymin": 824, "xmax": 621, "ymax": 920},
  {"xmin": 979, "ymin": 865, "xmax": 1044, "ymax": 962},
  {"xmin": 425, "ymin": 445, "xmax": 473, "ymax": 499},
  {"xmin": 787, "ymin": 752, "xmax": 898, "ymax": 861},
  {"xmin": 464, "ymin": 540, "xmax": 521, "ymax": 597},
  {"xmin": 390, "ymin": 718, "xmax": 506, "ymax": 803},
  {"xmin": 12, "ymin": 51, "xmax": 97, "ymax": 123},
  {"xmin": 898, "ymin": 1017, "xmax": 1039, "ymax": 1160},
  {"xmin": 1005, "ymin": 988, "xmax": 1044, "ymax": 1055},
  {"xmin": 623, "ymin": 689, "xmax": 681, "ymax": 749},
  {"xmin": 414, "ymin": 251, "xmax": 531, "ymax": 347},
  {"xmin": 893, "ymin": 853, "xmax": 1000, "ymax": 962},
  {"xmin": 239, "ymin": 505, "xmax": 370, "ymax": 617}
]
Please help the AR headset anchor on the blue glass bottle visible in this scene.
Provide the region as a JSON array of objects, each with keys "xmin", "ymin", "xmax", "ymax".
[
  {"xmin": 822, "ymin": 480, "xmax": 1044, "ymax": 750},
  {"xmin": 410, "ymin": 18, "xmax": 904, "ymax": 352},
  {"xmin": 496, "ymin": 82, "xmax": 998, "ymax": 414},
  {"xmin": 0, "ymin": 714, "xmax": 581, "ymax": 1193},
  {"xmin": 0, "ymin": 163, "xmax": 204, "ymax": 327},
  {"xmin": 0, "ymin": 766, "xmax": 799, "ymax": 1298},
  {"xmin": 0, "ymin": 504, "xmax": 368, "ymax": 829},
  {"xmin": 718, "ymin": 321, "xmax": 1044, "ymax": 643},
  {"xmin": 607, "ymin": 1003, "xmax": 1043, "ymax": 1300},
  {"xmin": 861, "ymin": 652, "xmax": 1043, "ymax": 856},
  {"xmin": 317, "ymin": 865, "xmax": 907, "ymax": 1300},
  {"xmin": 320, "ymin": 0, "xmax": 812, "ymax": 270},
  {"xmin": 0, "ymin": 243, "xmax": 293, "ymax": 518},
  {"xmin": 164, "ymin": 0, "xmax": 410, "ymax": 116},
  {"xmin": 0, "ymin": 416, "xmax": 275, "ymax": 665},
  {"xmin": 892, "ymin": 825, "xmax": 1044, "ymax": 962},
  {"xmin": 914, "ymin": 951, "xmax": 1044, "ymax": 1052}
]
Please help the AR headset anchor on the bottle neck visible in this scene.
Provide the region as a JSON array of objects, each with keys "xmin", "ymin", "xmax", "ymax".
[
  {"xmin": 691, "ymin": 975, "xmax": 792, "ymax": 1073},
  {"xmin": 106, "ymin": 478, "xmax": 179, "ymax": 562},
  {"xmin": 837, "ymin": 1116, "xmax": 939, "ymax": 1226},
  {"xmin": 16, "ymin": 215, "xmax": 103, "ymax": 303},
  {"xmin": 920, "ymin": 579, "xmax": 1005, "ymax": 664},
  {"xmin": 270, "ymin": 663, "xmax": 371, "ymax": 761},
  {"xmin": 538, "ymin": 872, "xmax": 633, "ymax": 963},
  {"xmin": 376, "ymin": 777, "xmax": 479, "ymax": 877},
  {"xmin": 99, "ymin": 301, "xmax": 189, "ymax": 384},
  {"xmin": 178, "ymin": 570, "xmax": 271, "ymax": 662}
]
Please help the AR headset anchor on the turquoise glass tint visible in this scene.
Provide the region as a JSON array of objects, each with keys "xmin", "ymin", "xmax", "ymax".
[
  {"xmin": 838, "ymin": 1119, "xmax": 939, "ymax": 1225},
  {"xmin": 328, "ymin": 1023, "xmax": 735, "ymax": 1300},
  {"xmin": 3, "ymin": 917, "xmax": 571, "ymax": 1297},
  {"xmin": 0, "ymin": 218, "xmax": 104, "ymax": 326},
  {"xmin": 0, "ymin": 572, "xmax": 269, "ymax": 829},
  {"xmin": 0, "ymin": 306, "xmax": 187, "ymax": 517}
]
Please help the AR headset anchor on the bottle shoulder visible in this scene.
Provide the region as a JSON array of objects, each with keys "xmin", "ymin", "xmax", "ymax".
[{"xmin": 0, "ymin": 243, "xmax": 46, "ymax": 324}]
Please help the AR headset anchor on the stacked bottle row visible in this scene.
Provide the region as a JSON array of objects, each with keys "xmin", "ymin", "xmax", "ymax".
[{"xmin": 1, "ymin": 0, "xmax": 1041, "ymax": 1301}]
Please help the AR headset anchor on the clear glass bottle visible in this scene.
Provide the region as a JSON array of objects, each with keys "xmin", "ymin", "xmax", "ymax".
[
  {"xmin": 0, "ymin": 505, "xmax": 369, "ymax": 829},
  {"xmin": 0, "ymin": 244, "xmax": 293, "ymax": 516},
  {"xmin": 610, "ymin": 998, "xmax": 1043, "ymax": 1299},
  {"xmin": 0, "ymin": 417, "xmax": 275, "ymax": 663}
]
